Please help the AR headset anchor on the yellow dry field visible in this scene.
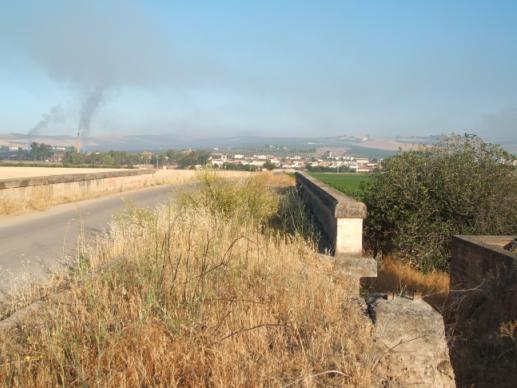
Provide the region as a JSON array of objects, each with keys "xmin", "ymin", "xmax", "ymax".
[{"xmin": 0, "ymin": 167, "xmax": 124, "ymax": 180}]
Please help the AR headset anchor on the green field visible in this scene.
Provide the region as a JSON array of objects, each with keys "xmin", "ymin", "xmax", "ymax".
[{"xmin": 309, "ymin": 172, "xmax": 371, "ymax": 199}]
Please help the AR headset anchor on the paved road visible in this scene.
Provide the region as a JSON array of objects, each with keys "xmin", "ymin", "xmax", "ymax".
[{"xmin": 0, "ymin": 184, "xmax": 184, "ymax": 300}]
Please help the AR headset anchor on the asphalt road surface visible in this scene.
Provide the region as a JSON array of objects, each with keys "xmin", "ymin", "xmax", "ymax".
[{"xmin": 0, "ymin": 184, "xmax": 184, "ymax": 300}]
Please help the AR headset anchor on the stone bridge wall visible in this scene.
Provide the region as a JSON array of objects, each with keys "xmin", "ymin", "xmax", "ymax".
[
  {"xmin": 0, "ymin": 169, "xmax": 156, "ymax": 210},
  {"xmin": 0, "ymin": 169, "xmax": 155, "ymax": 190},
  {"xmin": 295, "ymin": 171, "xmax": 366, "ymax": 255},
  {"xmin": 447, "ymin": 235, "xmax": 517, "ymax": 387}
]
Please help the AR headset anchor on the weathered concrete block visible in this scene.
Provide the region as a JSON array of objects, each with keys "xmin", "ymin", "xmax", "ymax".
[
  {"xmin": 334, "ymin": 255, "xmax": 377, "ymax": 278},
  {"xmin": 446, "ymin": 235, "xmax": 517, "ymax": 387},
  {"xmin": 449, "ymin": 235, "xmax": 517, "ymax": 334},
  {"xmin": 320, "ymin": 254, "xmax": 377, "ymax": 296},
  {"xmin": 369, "ymin": 296, "xmax": 455, "ymax": 387},
  {"xmin": 336, "ymin": 218, "xmax": 364, "ymax": 256}
]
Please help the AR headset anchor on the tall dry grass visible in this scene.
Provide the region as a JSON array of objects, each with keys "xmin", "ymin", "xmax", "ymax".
[
  {"xmin": 372, "ymin": 255, "xmax": 450, "ymax": 309},
  {"xmin": 0, "ymin": 173, "xmax": 375, "ymax": 386}
]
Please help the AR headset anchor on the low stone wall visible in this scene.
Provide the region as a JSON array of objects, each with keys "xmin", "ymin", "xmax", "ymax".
[
  {"xmin": 0, "ymin": 169, "xmax": 154, "ymax": 190},
  {"xmin": 296, "ymin": 171, "xmax": 375, "ymax": 292},
  {"xmin": 0, "ymin": 169, "xmax": 255, "ymax": 215},
  {"xmin": 0, "ymin": 169, "xmax": 157, "ymax": 214},
  {"xmin": 295, "ymin": 172, "xmax": 366, "ymax": 255},
  {"xmin": 447, "ymin": 235, "xmax": 517, "ymax": 387}
]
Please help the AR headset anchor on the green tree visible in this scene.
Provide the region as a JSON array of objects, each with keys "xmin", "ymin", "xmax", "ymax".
[
  {"xmin": 177, "ymin": 150, "xmax": 210, "ymax": 168},
  {"xmin": 16, "ymin": 147, "xmax": 29, "ymax": 161},
  {"xmin": 222, "ymin": 162, "xmax": 259, "ymax": 172},
  {"xmin": 30, "ymin": 142, "xmax": 53, "ymax": 161},
  {"xmin": 263, "ymin": 160, "xmax": 275, "ymax": 171},
  {"xmin": 363, "ymin": 134, "xmax": 517, "ymax": 272}
]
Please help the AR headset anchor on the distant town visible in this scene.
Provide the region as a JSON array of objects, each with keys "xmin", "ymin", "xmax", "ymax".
[{"xmin": 208, "ymin": 150, "xmax": 380, "ymax": 172}]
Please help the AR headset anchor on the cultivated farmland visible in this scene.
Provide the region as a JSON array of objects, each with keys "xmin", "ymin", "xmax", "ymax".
[{"xmin": 308, "ymin": 172, "xmax": 371, "ymax": 199}]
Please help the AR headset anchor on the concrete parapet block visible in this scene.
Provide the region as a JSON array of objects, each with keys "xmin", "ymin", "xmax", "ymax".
[
  {"xmin": 320, "ymin": 254, "xmax": 377, "ymax": 296},
  {"xmin": 368, "ymin": 295, "xmax": 455, "ymax": 387},
  {"xmin": 334, "ymin": 255, "xmax": 377, "ymax": 278},
  {"xmin": 336, "ymin": 218, "xmax": 363, "ymax": 255}
]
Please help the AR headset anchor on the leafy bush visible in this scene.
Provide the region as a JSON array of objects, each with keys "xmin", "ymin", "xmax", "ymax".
[{"xmin": 363, "ymin": 134, "xmax": 517, "ymax": 272}]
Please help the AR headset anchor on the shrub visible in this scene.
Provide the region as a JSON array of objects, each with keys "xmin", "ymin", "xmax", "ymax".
[
  {"xmin": 180, "ymin": 172, "xmax": 279, "ymax": 224},
  {"xmin": 363, "ymin": 134, "xmax": 517, "ymax": 272}
]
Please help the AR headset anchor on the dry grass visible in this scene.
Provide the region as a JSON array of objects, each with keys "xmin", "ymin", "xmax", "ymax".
[
  {"xmin": 0, "ymin": 169, "xmax": 253, "ymax": 216},
  {"xmin": 0, "ymin": 173, "xmax": 375, "ymax": 386},
  {"xmin": 372, "ymin": 255, "xmax": 450, "ymax": 309},
  {"xmin": 264, "ymin": 171, "xmax": 295, "ymax": 188},
  {"xmin": 500, "ymin": 320, "xmax": 517, "ymax": 341}
]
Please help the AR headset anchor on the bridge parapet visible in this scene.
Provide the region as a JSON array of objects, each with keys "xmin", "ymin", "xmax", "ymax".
[
  {"xmin": 0, "ymin": 169, "xmax": 155, "ymax": 189},
  {"xmin": 295, "ymin": 171, "xmax": 366, "ymax": 255}
]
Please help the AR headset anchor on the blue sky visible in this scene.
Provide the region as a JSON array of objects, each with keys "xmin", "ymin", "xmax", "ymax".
[{"xmin": 1, "ymin": 0, "xmax": 516, "ymax": 140}]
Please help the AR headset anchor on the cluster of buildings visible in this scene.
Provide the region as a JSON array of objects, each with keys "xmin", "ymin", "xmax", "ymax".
[
  {"xmin": 209, "ymin": 152, "xmax": 380, "ymax": 172},
  {"xmin": 306, "ymin": 155, "xmax": 379, "ymax": 172},
  {"xmin": 0, "ymin": 144, "xmax": 70, "ymax": 162}
]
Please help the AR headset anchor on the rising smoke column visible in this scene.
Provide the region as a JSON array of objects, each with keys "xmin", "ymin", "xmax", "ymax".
[
  {"xmin": 78, "ymin": 87, "xmax": 106, "ymax": 139},
  {"xmin": 29, "ymin": 104, "xmax": 64, "ymax": 136},
  {"xmin": 14, "ymin": 0, "xmax": 176, "ymax": 140}
]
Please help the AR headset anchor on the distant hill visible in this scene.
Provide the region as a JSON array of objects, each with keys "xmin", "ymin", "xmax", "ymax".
[{"xmin": 1, "ymin": 133, "xmax": 515, "ymax": 156}]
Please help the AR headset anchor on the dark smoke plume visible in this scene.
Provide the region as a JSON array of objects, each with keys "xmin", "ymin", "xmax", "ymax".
[
  {"xmin": 13, "ymin": 0, "xmax": 175, "ymax": 138},
  {"xmin": 78, "ymin": 87, "xmax": 106, "ymax": 138},
  {"xmin": 29, "ymin": 104, "xmax": 64, "ymax": 136}
]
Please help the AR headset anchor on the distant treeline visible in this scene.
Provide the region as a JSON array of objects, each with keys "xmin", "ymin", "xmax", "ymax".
[
  {"xmin": 305, "ymin": 165, "xmax": 354, "ymax": 173},
  {"xmin": 0, "ymin": 142, "xmax": 212, "ymax": 169},
  {"xmin": 220, "ymin": 162, "xmax": 260, "ymax": 172},
  {"xmin": 0, "ymin": 142, "xmax": 55, "ymax": 162}
]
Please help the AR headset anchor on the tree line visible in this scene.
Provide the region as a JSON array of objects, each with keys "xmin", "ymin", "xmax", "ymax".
[{"xmin": 0, "ymin": 142, "xmax": 212, "ymax": 169}]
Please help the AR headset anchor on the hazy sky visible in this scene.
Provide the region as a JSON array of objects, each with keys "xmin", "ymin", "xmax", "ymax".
[{"xmin": 1, "ymin": 0, "xmax": 516, "ymax": 140}]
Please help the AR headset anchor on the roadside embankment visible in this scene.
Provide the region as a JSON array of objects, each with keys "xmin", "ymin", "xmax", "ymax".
[{"xmin": 0, "ymin": 168, "xmax": 251, "ymax": 215}]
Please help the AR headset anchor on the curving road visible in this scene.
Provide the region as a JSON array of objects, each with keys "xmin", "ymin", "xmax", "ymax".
[{"xmin": 0, "ymin": 184, "xmax": 185, "ymax": 301}]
